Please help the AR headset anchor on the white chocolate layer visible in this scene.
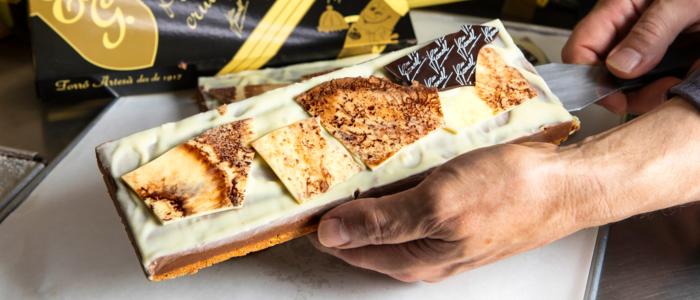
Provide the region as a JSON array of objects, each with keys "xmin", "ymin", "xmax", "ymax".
[{"xmin": 96, "ymin": 20, "xmax": 574, "ymax": 278}]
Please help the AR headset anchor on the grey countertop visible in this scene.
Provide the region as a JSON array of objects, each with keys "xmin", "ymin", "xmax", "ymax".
[{"xmin": 596, "ymin": 207, "xmax": 700, "ymax": 299}]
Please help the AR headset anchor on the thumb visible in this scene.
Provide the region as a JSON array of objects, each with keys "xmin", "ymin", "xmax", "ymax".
[
  {"xmin": 317, "ymin": 190, "xmax": 435, "ymax": 248},
  {"xmin": 606, "ymin": 0, "xmax": 700, "ymax": 79}
]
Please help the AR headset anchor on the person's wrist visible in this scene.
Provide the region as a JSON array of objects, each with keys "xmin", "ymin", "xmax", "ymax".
[
  {"xmin": 557, "ymin": 137, "xmax": 630, "ymax": 229},
  {"xmin": 540, "ymin": 147, "xmax": 589, "ymax": 234},
  {"xmin": 503, "ymin": 143, "xmax": 589, "ymax": 235}
]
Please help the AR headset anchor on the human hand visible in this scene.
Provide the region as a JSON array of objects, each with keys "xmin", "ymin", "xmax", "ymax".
[
  {"xmin": 562, "ymin": 0, "xmax": 700, "ymax": 115},
  {"xmin": 307, "ymin": 143, "xmax": 599, "ymax": 282}
]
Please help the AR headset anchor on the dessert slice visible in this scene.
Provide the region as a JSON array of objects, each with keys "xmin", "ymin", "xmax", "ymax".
[
  {"xmin": 251, "ymin": 117, "xmax": 364, "ymax": 203},
  {"xmin": 121, "ymin": 119, "xmax": 256, "ymax": 224},
  {"xmin": 296, "ymin": 76, "xmax": 445, "ymax": 170}
]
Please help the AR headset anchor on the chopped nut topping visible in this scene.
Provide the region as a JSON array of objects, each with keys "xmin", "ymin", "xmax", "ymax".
[{"xmin": 296, "ymin": 76, "xmax": 445, "ymax": 169}]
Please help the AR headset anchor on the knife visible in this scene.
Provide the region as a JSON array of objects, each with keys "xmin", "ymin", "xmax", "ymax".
[{"xmin": 534, "ymin": 32, "xmax": 700, "ymax": 112}]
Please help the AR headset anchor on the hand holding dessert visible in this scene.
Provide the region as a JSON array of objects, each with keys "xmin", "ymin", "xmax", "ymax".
[
  {"xmin": 311, "ymin": 142, "xmax": 580, "ymax": 283},
  {"xmin": 312, "ymin": 9, "xmax": 700, "ymax": 278},
  {"xmin": 562, "ymin": 0, "xmax": 700, "ymax": 115},
  {"xmin": 312, "ymin": 96, "xmax": 700, "ymax": 282},
  {"xmin": 311, "ymin": 5, "xmax": 700, "ymax": 280}
]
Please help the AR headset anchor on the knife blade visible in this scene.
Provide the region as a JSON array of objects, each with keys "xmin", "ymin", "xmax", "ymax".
[
  {"xmin": 536, "ymin": 64, "xmax": 616, "ymax": 112},
  {"xmin": 535, "ymin": 31, "xmax": 700, "ymax": 112}
]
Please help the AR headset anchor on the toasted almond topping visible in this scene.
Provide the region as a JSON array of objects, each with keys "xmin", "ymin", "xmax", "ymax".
[
  {"xmin": 251, "ymin": 117, "xmax": 363, "ymax": 203},
  {"xmin": 475, "ymin": 47, "xmax": 537, "ymax": 113},
  {"xmin": 296, "ymin": 76, "xmax": 445, "ymax": 169},
  {"xmin": 122, "ymin": 118, "xmax": 256, "ymax": 224},
  {"xmin": 216, "ymin": 105, "xmax": 228, "ymax": 116}
]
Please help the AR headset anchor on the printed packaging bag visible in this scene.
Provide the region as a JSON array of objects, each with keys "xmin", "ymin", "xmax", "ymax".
[{"xmin": 29, "ymin": 0, "xmax": 416, "ymax": 101}]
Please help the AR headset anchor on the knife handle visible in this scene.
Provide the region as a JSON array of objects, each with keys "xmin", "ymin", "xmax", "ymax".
[{"xmin": 614, "ymin": 31, "xmax": 700, "ymax": 90}]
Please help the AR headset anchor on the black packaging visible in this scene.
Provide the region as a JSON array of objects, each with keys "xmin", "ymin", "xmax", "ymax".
[{"xmin": 29, "ymin": 0, "xmax": 416, "ymax": 101}]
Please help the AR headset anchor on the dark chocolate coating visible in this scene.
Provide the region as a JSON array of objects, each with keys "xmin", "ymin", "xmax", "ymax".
[{"xmin": 384, "ymin": 25, "xmax": 499, "ymax": 90}]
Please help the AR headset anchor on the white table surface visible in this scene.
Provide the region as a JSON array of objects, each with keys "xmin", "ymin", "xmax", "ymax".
[{"xmin": 0, "ymin": 11, "xmax": 621, "ymax": 299}]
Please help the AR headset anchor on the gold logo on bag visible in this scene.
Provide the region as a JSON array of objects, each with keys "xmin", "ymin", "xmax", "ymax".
[
  {"xmin": 216, "ymin": 0, "xmax": 315, "ymax": 75},
  {"xmin": 317, "ymin": 5, "xmax": 348, "ymax": 33},
  {"xmin": 30, "ymin": 0, "xmax": 158, "ymax": 70},
  {"xmin": 337, "ymin": 0, "xmax": 407, "ymax": 58},
  {"xmin": 225, "ymin": 0, "xmax": 248, "ymax": 37}
]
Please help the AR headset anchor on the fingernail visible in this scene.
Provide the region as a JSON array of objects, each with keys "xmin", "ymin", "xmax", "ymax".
[
  {"xmin": 318, "ymin": 218, "xmax": 350, "ymax": 247},
  {"xmin": 607, "ymin": 48, "xmax": 642, "ymax": 74}
]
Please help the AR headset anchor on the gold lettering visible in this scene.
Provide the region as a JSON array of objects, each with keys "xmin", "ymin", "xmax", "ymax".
[
  {"xmin": 90, "ymin": 0, "xmax": 126, "ymax": 49},
  {"xmin": 52, "ymin": 0, "xmax": 86, "ymax": 24},
  {"xmin": 192, "ymin": 9, "xmax": 204, "ymax": 20},
  {"xmin": 93, "ymin": 75, "xmax": 108, "ymax": 88},
  {"xmin": 186, "ymin": 0, "xmax": 215, "ymax": 30},
  {"xmin": 56, "ymin": 79, "xmax": 95, "ymax": 91},
  {"xmin": 225, "ymin": 0, "xmax": 248, "ymax": 38},
  {"xmin": 159, "ymin": 0, "xmax": 174, "ymax": 18},
  {"xmin": 151, "ymin": 73, "xmax": 161, "ymax": 82},
  {"xmin": 137, "ymin": 74, "xmax": 149, "ymax": 83},
  {"xmin": 51, "ymin": 0, "xmax": 129, "ymax": 50},
  {"xmin": 55, "ymin": 79, "xmax": 70, "ymax": 91},
  {"xmin": 187, "ymin": 16, "xmax": 197, "ymax": 29},
  {"xmin": 109, "ymin": 76, "xmax": 134, "ymax": 85}
]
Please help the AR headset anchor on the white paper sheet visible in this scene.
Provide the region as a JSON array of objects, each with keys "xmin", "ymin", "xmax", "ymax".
[{"xmin": 0, "ymin": 11, "xmax": 620, "ymax": 299}]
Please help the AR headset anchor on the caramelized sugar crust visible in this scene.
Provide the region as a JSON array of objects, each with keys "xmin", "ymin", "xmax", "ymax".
[
  {"xmin": 251, "ymin": 117, "xmax": 363, "ymax": 203},
  {"xmin": 296, "ymin": 76, "xmax": 445, "ymax": 169},
  {"xmin": 122, "ymin": 119, "xmax": 256, "ymax": 223},
  {"xmin": 475, "ymin": 48, "xmax": 537, "ymax": 113}
]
